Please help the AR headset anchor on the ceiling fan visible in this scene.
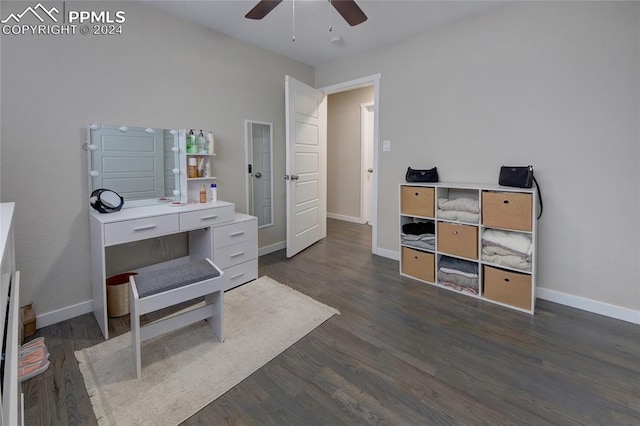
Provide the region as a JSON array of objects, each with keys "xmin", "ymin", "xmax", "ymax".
[{"xmin": 245, "ymin": 0, "xmax": 368, "ymax": 27}]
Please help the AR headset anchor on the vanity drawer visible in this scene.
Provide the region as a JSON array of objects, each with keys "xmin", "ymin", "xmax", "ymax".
[
  {"xmin": 179, "ymin": 205, "xmax": 234, "ymax": 230},
  {"xmin": 214, "ymin": 218, "xmax": 257, "ymax": 249},
  {"xmin": 224, "ymin": 258, "xmax": 258, "ymax": 291},
  {"xmin": 437, "ymin": 222, "xmax": 478, "ymax": 260},
  {"xmin": 104, "ymin": 214, "xmax": 179, "ymax": 246},
  {"xmin": 213, "ymin": 240, "xmax": 258, "ymax": 269}
]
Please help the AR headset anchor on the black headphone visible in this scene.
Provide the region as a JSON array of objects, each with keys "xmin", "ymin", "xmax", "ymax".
[{"xmin": 90, "ymin": 189, "xmax": 124, "ymax": 213}]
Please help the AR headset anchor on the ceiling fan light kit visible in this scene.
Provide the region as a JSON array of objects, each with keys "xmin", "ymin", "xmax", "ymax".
[{"xmin": 245, "ymin": 0, "xmax": 368, "ymax": 27}]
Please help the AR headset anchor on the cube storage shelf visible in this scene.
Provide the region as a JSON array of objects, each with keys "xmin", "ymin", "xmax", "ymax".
[{"xmin": 399, "ymin": 182, "xmax": 538, "ymax": 314}]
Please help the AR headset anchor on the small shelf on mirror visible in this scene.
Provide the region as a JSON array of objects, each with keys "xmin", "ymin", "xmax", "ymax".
[
  {"xmin": 186, "ymin": 153, "xmax": 216, "ymax": 156},
  {"xmin": 187, "ymin": 177, "xmax": 217, "ymax": 181}
]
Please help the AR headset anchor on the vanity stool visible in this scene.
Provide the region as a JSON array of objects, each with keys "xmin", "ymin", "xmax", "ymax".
[{"xmin": 129, "ymin": 258, "xmax": 224, "ymax": 379}]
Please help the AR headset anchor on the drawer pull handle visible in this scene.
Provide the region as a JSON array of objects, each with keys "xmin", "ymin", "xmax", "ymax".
[
  {"xmin": 230, "ymin": 272, "xmax": 245, "ymax": 279},
  {"xmin": 452, "ymin": 230, "xmax": 458, "ymax": 235},
  {"xmin": 230, "ymin": 252, "xmax": 245, "ymax": 258},
  {"xmin": 414, "ymin": 256, "xmax": 418, "ymax": 259},
  {"xmin": 201, "ymin": 215, "xmax": 219, "ymax": 220},
  {"xmin": 133, "ymin": 225, "xmax": 157, "ymax": 232},
  {"xmin": 503, "ymin": 200, "xmax": 509, "ymax": 204},
  {"xmin": 414, "ymin": 192, "xmax": 419, "ymax": 196},
  {"xmin": 504, "ymin": 278, "xmax": 510, "ymax": 283},
  {"xmin": 230, "ymin": 231, "xmax": 245, "ymax": 237}
]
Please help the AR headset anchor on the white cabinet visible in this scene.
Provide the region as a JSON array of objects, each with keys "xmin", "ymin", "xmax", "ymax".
[
  {"xmin": 399, "ymin": 182, "xmax": 538, "ymax": 314},
  {"xmin": 1, "ymin": 202, "xmax": 23, "ymax": 425},
  {"xmin": 213, "ymin": 214, "xmax": 258, "ymax": 291},
  {"xmin": 90, "ymin": 203, "xmax": 257, "ymax": 339}
]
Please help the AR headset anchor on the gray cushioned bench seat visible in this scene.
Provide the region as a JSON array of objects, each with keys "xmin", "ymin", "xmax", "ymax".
[{"xmin": 134, "ymin": 259, "xmax": 221, "ymax": 299}]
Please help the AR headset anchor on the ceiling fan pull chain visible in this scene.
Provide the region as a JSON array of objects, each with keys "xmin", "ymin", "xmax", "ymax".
[
  {"xmin": 292, "ymin": 0, "xmax": 296, "ymax": 42},
  {"xmin": 328, "ymin": 0, "xmax": 333, "ymax": 32}
]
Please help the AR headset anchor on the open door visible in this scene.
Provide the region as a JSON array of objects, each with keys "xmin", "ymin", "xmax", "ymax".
[{"xmin": 285, "ymin": 76, "xmax": 327, "ymax": 258}]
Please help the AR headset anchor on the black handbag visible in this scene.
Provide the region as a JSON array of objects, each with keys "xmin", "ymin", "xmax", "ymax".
[
  {"xmin": 498, "ymin": 165, "xmax": 543, "ymax": 219},
  {"xmin": 499, "ymin": 165, "xmax": 533, "ymax": 188},
  {"xmin": 405, "ymin": 167, "xmax": 439, "ymax": 183}
]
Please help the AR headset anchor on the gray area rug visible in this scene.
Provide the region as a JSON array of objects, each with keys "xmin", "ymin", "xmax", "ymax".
[{"xmin": 75, "ymin": 276, "xmax": 340, "ymax": 425}]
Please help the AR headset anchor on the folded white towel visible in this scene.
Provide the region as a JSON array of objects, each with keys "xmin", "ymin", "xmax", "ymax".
[
  {"xmin": 482, "ymin": 229, "xmax": 532, "ymax": 256},
  {"xmin": 437, "ymin": 210, "xmax": 479, "ymax": 224},
  {"xmin": 439, "ymin": 267, "xmax": 479, "ymax": 279},
  {"xmin": 438, "ymin": 197, "xmax": 480, "ymax": 214}
]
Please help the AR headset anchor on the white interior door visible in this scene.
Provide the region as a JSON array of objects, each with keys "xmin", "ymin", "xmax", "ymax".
[{"xmin": 285, "ymin": 76, "xmax": 327, "ymax": 258}]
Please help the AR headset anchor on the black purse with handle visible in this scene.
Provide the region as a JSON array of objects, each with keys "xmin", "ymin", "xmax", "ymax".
[
  {"xmin": 405, "ymin": 167, "xmax": 439, "ymax": 183},
  {"xmin": 498, "ymin": 165, "xmax": 543, "ymax": 219}
]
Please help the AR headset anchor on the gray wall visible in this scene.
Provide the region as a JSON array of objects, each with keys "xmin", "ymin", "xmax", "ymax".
[
  {"xmin": 327, "ymin": 86, "xmax": 374, "ymax": 219},
  {"xmin": 316, "ymin": 2, "xmax": 640, "ymax": 311},
  {"xmin": 0, "ymin": 1, "xmax": 313, "ymax": 314}
]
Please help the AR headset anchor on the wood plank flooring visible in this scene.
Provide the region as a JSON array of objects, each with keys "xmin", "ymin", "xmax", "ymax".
[{"xmin": 23, "ymin": 219, "xmax": 640, "ymax": 425}]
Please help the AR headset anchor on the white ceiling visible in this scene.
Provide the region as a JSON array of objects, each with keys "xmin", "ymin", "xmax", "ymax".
[{"xmin": 142, "ymin": 0, "xmax": 509, "ymax": 67}]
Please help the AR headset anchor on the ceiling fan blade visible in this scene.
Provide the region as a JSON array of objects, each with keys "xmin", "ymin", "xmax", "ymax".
[
  {"xmin": 330, "ymin": 0, "xmax": 368, "ymax": 26},
  {"xmin": 245, "ymin": 0, "xmax": 283, "ymax": 20}
]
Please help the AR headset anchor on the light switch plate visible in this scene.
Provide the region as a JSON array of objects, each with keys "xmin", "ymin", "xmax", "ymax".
[{"xmin": 383, "ymin": 140, "xmax": 391, "ymax": 151}]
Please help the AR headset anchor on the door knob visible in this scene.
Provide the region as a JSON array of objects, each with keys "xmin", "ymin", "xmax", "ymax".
[
  {"xmin": 367, "ymin": 168, "xmax": 374, "ymax": 173},
  {"xmin": 291, "ymin": 174, "xmax": 299, "ymax": 180},
  {"xmin": 254, "ymin": 172, "xmax": 262, "ymax": 178}
]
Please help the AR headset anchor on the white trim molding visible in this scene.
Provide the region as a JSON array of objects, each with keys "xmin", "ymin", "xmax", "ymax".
[
  {"xmin": 258, "ymin": 241, "xmax": 286, "ymax": 257},
  {"xmin": 327, "ymin": 212, "xmax": 365, "ymax": 224},
  {"xmin": 37, "ymin": 299, "xmax": 94, "ymax": 329},
  {"xmin": 380, "ymin": 249, "xmax": 639, "ymax": 324},
  {"xmin": 321, "ymin": 73, "xmax": 382, "ymax": 258},
  {"xmin": 536, "ymin": 288, "xmax": 640, "ymax": 325},
  {"xmin": 376, "ymin": 247, "xmax": 400, "ymax": 261}
]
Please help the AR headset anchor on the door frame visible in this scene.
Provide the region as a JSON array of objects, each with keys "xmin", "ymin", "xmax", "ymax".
[
  {"xmin": 360, "ymin": 102, "xmax": 375, "ymax": 225},
  {"xmin": 321, "ymin": 74, "xmax": 381, "ymax": 255}
]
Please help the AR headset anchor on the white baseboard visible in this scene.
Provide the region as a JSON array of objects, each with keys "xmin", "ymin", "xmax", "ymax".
[
  {"xmin": 375, "ymin": 247, "xmax": 400, "ymax": 261},
  {"xmin": 259, "ymin": 241, "xmax": 286, "ymax": 257},
  {"xmin": 36, "ymin": 253, "xmax": 639, "ymax": 328},
  {"xmin": 536, "ymin": 288, "xmax": 640, "ymax": 325},
  {"xmin": 378, "ymin": 249, "xmax": 639, "ymax": 324},
  {"xmin": 37, "ymin": 299, "xmax": 94, "ymax": 329},
  {"xmin": 327, "ymin": 213, "xmax": 365, "ymax": 224}
]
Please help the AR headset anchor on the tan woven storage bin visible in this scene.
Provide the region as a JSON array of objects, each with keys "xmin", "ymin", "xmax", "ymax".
[{"xmin": 106, "ymin": 272, "xmax": 137, "ymax": 317}]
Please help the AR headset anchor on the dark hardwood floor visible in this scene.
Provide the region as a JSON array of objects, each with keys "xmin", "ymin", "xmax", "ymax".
[{"xmin": 24, "ymin": 219, "xmax": 640, "ymax": 425}]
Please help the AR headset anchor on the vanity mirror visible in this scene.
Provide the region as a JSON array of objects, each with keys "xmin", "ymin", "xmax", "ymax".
[
  {"xmin": 245, "ymin": 120, "xmax": 273, "ymax": 228},
  {"xmin": 88, "ymin": 124, "xmax": 181, "ymax": 207}
]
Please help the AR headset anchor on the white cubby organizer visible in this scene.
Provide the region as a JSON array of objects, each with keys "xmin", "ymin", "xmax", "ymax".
[{"xmin": 399, "ymin": 182, "xmax": 538, "ymax": 314}]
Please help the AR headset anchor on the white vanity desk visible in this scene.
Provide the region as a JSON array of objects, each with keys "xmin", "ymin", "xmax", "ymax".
[{"xmin": 90, "ymin": 201, "xmax": 257, "ymax": 339}]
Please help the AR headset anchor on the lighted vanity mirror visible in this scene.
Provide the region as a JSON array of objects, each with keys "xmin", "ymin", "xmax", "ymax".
[
  {"xmin": 245, "ymin": 120, "xmax": 273, "ymax": 228},
  {"xmin": 88, "ymin": 124, "xmax": 181, "ymax": 207}
]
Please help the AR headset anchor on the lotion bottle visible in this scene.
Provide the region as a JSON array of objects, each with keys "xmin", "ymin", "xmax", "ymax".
[
  {"xmin": 210, "ymin": 183, "xmax": 217, "ymax": 202},
  {"xmin": 206, "ymin": 130, "xmax": 215, "ymax": 154},
  {"xmin": 186, "ymin": 129, "xmax": 196, "ymax": 153},
  {"xmin": 197, "ymin": 130, "xmax": 206, "ymax": 153},
  {"xmin": 199, "ymin": 184, "xmax": 207, "ymax": 203}
]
